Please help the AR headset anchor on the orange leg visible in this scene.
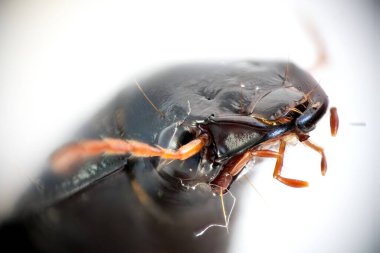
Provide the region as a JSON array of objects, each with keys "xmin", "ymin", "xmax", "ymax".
[
  {"xmin": 303, "ymin": 139, "xmax": 327, "ymax": 176},
  {"xmin": 51, "ymin": 134, "xmax": 208, "ymax": 174},
  {"xmin": 211, "ymin": 141, "xmax": 309, "ymax": 192},
  {"xmin": 211, "ymin": 149, "xmax": 279, "ymax": 193},
  {"xmin": 273, "ymin": 140, "xmax": 309, "ymax": 187}
]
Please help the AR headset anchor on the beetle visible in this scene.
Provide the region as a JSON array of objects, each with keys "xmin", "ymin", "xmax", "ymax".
[
  {"xmin": 0, "ymin": 61, "xmax": 338, "ymax": 253},
  {"xmin": 52, "ymin": 60, "xmax": 338, "ymax": 193}
]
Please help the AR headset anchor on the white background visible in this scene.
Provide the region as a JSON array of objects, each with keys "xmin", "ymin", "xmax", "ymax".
[{"xmin": 0, "ymin": 0, "xmax": 378, "ymax": 252}]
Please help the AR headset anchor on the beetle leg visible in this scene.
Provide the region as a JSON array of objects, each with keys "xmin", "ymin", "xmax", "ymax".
[
  {"xmin": 51, "ymin": 134, "xmax": 209, "ymax": 174},
  {"xmin": 211, "ymin": 150, "xmax": 278, "ymax": 193},
  {"xmin": 210, "ymin": 153, "xmax": 249, "ymax": 193},
  {"xmin": 211, "ymin": 141, "xmax": 312, "ymax": 192},
  {"xmin": 272, "ymin": 140, "xmax": 309, "ymax": 187},
  {"xmin": 302, "ymin": 139, "xmax": 327, "ymax": 176},
  {"xmin": 252, "ymin": 142, "xmax": 309, "ymax": 188}
]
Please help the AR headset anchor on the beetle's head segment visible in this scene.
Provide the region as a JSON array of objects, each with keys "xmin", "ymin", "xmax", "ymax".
[{"xmin": 248, "ymin": 84, "xmax": 328, "ymax": 137}]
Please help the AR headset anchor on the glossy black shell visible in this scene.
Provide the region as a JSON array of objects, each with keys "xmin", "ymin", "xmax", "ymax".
[{"xmin": 0, "ymin": 61, "xmax": 328, "ymax": 253}]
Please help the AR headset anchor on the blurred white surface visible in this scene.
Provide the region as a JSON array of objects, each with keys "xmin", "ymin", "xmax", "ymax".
[{"xmin": 0, "ymin": 0, "xmax": 378, "ymax": 252}]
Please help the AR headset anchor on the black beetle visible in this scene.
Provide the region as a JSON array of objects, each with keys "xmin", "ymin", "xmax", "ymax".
[
  {"xmin": 52, "ymin": 60, "xmax": 337, "ymax": 191},
  {"xmin": 0, "ymin": 61, "xmax": 338, "ymax": 253}
]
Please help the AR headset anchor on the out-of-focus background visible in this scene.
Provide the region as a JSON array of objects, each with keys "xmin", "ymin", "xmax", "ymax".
[{"xmin": 0, "ymin": 0, "xmax": 378, "ymax": 252}]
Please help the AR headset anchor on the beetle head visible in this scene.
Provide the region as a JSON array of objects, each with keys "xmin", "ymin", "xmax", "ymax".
[
  {"xmin": 245, "ymin": 82, "xmax": 328, "ymax": 135},
  {"xmin": 278, "ymin": 62, "xmax": 329, "ymax": 135}
]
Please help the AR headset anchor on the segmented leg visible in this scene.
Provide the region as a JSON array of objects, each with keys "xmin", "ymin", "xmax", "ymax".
[
  {"xmin": 302, "ymin": 139, "xmax": 327, "ymax": 176},
  {"xmin": 211, "ymin": 149, "xmax": 279, "ymax": 193},
  {"xmin": 51, "ymin": 134, "xmax": 208, "ymax": 174},
  {"xmin": 273, "ymin": 140, "xmax": 309, "ymax": 187},
  {"xmin": 211, "ymin": 141, "xmax": 310, "ymax": 192}
]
